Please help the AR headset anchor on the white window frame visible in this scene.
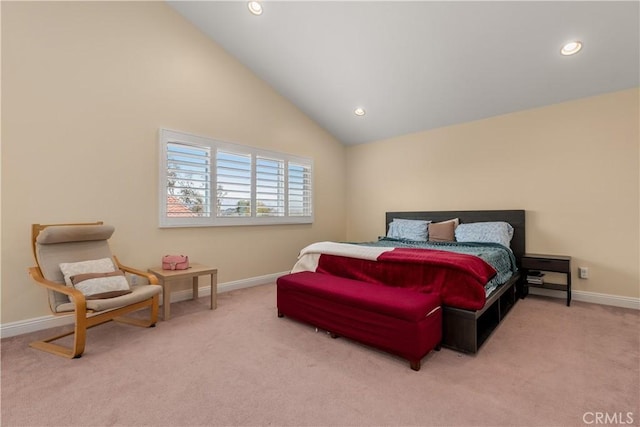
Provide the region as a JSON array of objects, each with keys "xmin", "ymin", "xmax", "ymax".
[{"xmin": 159, "ymin": 128, "xmax": 314, "ymax": 227}]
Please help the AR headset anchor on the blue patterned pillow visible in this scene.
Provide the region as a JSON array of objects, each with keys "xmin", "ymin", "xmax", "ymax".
[
  {"xmin": 455, "ymin": 221, "xmax": 514, "ymax": 248},
  {"xmin": 387, "ymin": 219, "xmax": 431, "ymax": 241}
]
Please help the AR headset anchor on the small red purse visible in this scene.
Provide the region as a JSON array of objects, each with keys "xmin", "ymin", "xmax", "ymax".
[{"xmin": 162, "ymin": 255, "xmax": 190, "ymax": 270}]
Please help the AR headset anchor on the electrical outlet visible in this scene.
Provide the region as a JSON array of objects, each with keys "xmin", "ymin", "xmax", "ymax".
[{"xmin": 578, "ymin": 267, "xmax": 589, "ymax": 279}]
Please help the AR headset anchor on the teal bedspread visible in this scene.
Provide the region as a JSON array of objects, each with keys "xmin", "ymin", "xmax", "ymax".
[{"xmin": 355, "ymin": 237, "xmax": 518, "ymax": 296}]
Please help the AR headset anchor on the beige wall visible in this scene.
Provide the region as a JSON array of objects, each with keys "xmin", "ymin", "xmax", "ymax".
[
  {"xmin": 1, "ymin": 2, "xmax": 346, "ymax": 323},
  {"xmin": 346, "ymin": 89, "xmax": 639, "ymax": 299}
]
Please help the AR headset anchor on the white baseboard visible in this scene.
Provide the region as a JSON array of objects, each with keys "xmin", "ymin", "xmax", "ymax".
[
  {"xmin": 5, "ymin": 274, "xmax": 637, "ymax": 339},
  {"xmin": 0, "ymin": 271, "xmax": 288, "ymax": 339},
  {"xmin": 528, "ymin": 287, "xmax": 640, "ymax": 310},
  {"xmin": 162, "ymin": 270, "xmax": 286, "ymax": 304}
]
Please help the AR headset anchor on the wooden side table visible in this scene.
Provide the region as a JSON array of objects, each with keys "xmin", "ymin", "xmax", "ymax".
[{"xmin": 147, "ymin": 263, "xmax": 218, "ymax": 320}]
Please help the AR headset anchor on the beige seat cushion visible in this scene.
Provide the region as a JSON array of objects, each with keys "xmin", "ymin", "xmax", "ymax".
[{"xmin": 55, "ymin": 284, "xmax": 161, "ymax": 313}]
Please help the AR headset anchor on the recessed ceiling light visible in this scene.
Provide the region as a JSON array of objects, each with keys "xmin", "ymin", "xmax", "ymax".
[
  {"xmin": 561, "ymin": 41, "xmax": 582, "ymax": 56},
  {"xmin": 354, "ymin": 107, "xmax": 366, "ymax": 116},
  {"xmin": 247, "ymin": 1, "xmax": 263, "ymax": 16}
]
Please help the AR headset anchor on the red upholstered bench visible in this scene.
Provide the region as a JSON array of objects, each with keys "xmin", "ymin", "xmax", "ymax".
[{"xmin": 277, "ymin": 271, "xmax": 442, "ymax": 371}]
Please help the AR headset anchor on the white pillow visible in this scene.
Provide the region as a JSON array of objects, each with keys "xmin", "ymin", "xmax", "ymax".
[
  {"xmin": 454, "ymin": 221, "xmax": 514, "ymax": 249},
  {"xmin": 70, "ymin": 271, "xmax": 131, "ymax": 299},
  {"xmin": 59, "ymin": 258, "xmax": 130, "ymax": 299},
  {"xmin": 59, "ymin": 258, "xmax": 116, "ymax": 286}
]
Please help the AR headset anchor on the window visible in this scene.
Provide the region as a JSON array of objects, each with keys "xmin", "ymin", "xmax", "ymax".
[{"xmin": 159, "ymin": 129, "xmax": 313, "ymax": 227}]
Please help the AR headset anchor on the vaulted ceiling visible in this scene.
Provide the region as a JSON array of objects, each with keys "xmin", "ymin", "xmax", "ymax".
[{"xmin": 168, "ymin": 1, "xmax": 639, "ymax": 145}]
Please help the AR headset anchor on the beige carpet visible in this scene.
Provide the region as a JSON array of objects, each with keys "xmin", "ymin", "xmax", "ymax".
[{"xmin": 2, "ymin": 283, "xmax": 639, "ymax": 426}]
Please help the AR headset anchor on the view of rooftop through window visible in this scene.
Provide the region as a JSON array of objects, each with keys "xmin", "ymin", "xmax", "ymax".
[{"xmin": 167, "ymin": 142, "xmax": 210, "ymax": 217}]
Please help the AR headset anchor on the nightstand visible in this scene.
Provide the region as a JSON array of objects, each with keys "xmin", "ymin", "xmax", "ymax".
[{"xmin": 521, "ymin": 253, "xmax": 571, "ymax": 306}]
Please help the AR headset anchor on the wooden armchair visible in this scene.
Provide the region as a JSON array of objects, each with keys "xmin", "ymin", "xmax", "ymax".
[{"xmin": 28, "ymin": 222, "xmax": 161, "ymax": 358}]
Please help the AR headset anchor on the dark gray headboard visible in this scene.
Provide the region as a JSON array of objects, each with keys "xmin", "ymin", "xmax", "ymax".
[{"xmin": 385, "ymin": 210, "xmax": 526, "ymax": 266}]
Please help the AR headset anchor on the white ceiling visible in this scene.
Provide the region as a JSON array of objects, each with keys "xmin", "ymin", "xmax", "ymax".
[{"xmin": 168, "ymin": 1, "xmax": 640, "ymax": 145}]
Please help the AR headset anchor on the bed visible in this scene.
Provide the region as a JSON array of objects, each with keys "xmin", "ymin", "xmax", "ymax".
[
  {"xmin": 288, "ymin": 209, "xmax": 525, "ymax": 354},
  {"xmin": 382, "ymin": 210, "xmax": 525, "ymax": 353}
]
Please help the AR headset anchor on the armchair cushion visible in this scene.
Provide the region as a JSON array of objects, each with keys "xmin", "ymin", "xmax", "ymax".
[
  {"xmin": 55, "ymin": 284, "xmax": 161, "ymax": 313},
  {"xmin": 36, "ymin": 239, "xmax": 115, "ymax": 309},
  {"xmin": 37, "ymin": 224, "xmax": 115, "ymax": 245}
]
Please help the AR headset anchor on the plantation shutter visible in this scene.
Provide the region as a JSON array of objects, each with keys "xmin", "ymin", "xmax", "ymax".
[
  {"xmin": 256, "ymin": 157, "xmax": 285, "ymax": 217},
  {"xmin": 288, "ymin": 162, "xmax": 312, "ymax": 216},
  {"xmin": 166, "ymin": 142, "xmax": 211, "ymax": 217},
  {"xmin": 216, "ymin": 150, "xmax": 252, "ymax": 217}
]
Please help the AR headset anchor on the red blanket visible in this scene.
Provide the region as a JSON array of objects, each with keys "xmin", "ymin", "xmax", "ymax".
[{"xmin": 310, "ymin": 247, "xmax": 496, "ymax": 310}]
